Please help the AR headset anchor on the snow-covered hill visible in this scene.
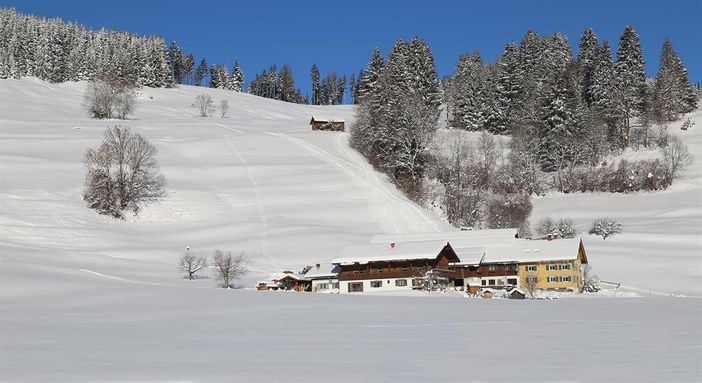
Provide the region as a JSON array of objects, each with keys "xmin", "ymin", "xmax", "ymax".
[{"xmin": 1, "ymin": 78, "xmax": 700, "ymax": 382}]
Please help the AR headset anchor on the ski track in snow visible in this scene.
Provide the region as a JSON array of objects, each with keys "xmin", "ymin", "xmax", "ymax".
[{"xmin": 79, "ymin": 269, "xmax": 161, "ymax": 286}]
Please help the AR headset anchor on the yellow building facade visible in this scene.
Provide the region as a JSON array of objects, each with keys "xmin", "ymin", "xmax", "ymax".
[{"xmin": 519, "ymin": 240, "xmax": 588, "ymax": 291}]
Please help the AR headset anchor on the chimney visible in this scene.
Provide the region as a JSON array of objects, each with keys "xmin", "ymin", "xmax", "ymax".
[
  {"xmin": 547, "ymin": 234, "xmax": 553, "ymax": 241},
  {"xmin": 390, "ymin": 242, "xmax": 396, "ymax": 249},
  {"xmin": 315, "ymin": 263, "xmax": 320, "ymax": 269}
]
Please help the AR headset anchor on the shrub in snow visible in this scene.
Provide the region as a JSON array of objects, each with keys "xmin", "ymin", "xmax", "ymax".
[
  {"xmin": 486, "ymin": 193, "xmax": 532, "ymax": 229},
  {"xmin": 179, "ymin": 251, "xmax": 208, "ymax": 280},
  {"xmin": 535, "ymin": 217, "xmax": 578, "ymax": 239},
  {"xmin": 220, "ymin": 100, "xmax": 229, "ymax": 118},
  {"xmin": 192, "ymin": 94, "xmax": 214, "ymax": 117},
  {"xmin": 83, "ymin": 74, "xmax": 135, "ymax": 119},
  {"xmin": 212, "ymin": 250, "xmax": 249, "ymax": 288},
  {"xmin": 83, "ymin": 126, "xmax": 166, "ymax": 218},
  {"xmin": 661, "ymin": 135, "xmax": 693, "ymax": 183},
  {"xmin": 589, "ymin": 218, "xmax": 623, "ymax": 240},
  {"xmin": 680, "ymin": 118, "xmax": 694, "ymax": 131}
]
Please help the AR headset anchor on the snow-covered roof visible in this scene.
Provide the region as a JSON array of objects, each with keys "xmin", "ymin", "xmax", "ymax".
[
  {"xmin": 303, "ymin": 262, "xmax": 340, "ymax": 279},
  {"xmin": 370, "ymin": 230, "xmax": 584, "ymax": 265},
  {"xmin": 270, "ymin": 272, "xmax": 309, "ymax": 281},
  {"xmin": 332, "ymin": 240, "xmax": 451, "ymax": 265},
  {"xmin": 310, "ymin": 116, "xmax": 345, "ymax": 123}
]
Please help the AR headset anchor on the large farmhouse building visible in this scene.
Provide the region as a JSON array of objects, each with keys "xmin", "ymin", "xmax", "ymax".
[
  {"xmin": 371, "ymin": 230, "xmax": 589, "ymax": 293},
  {"xmin": 259, "ymin": 229, "xmax": 590, "ymax": 295}
]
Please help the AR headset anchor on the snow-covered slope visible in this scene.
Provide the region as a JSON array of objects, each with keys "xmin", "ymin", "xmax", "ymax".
[
  {"xmin": 0, "ymin": 78, "xmax": 449, "ymax": 280},
  {"xmin": 531, "ymin": 109, "xmax": 702, "ymax": 296},
  {"xmin": 1, "ymin": 78, "xmax": 700, "ymax": 382}
]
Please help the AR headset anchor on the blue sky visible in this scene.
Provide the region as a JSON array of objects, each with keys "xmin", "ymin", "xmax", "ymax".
[{"xmin": 4, "ymin": 0, "xmax": 700, "ymax": 98}]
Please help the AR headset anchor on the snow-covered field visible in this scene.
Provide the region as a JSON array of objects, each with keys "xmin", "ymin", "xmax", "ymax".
[{"xmin": 1, "ymin": 78, "xmax": 701, "ymax": 382}]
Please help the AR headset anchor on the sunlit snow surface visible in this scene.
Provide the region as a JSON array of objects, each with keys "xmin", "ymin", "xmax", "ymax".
[{"xmin": 1, "ymin": 79, "xmax": 700, "ymax": 382}]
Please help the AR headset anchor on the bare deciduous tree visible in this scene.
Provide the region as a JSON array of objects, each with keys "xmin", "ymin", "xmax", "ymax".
[
  {"xmin": 83, "ymin": 76, "xmax": 135, "ymax": 119},
  {"xmin": 179, "ymin": 250, "xmax": 208, "ymax": 280},
  {"xmin": 192, "ymin": 94, "xmax": 213, "ymax": 117},
  {"xmin": 521, "ymin": 272, "xmax": 538, "ymax": 298},
  {"xmin": 661, "ymin": 135, "xmax": 693, "ymax": 182},
  {"xmin": 83, "ymin": 126, "xmax": 166, "ymax": 218},
  {"xmin": 220, "ymin": 100, "xmax": 229, "ymax": 118},
  {"xmin": 212, "ymin": 250, "xmax": 249, "ymax": 288}
]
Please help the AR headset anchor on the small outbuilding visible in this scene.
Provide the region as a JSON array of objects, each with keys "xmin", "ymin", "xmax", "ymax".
[
  {"xmin": 310, "ymin": 117, "xmax": 345, "ymax": 132},
  {"xmin": 508, "ymin": 288, "xmax": 526, "ymax": 300}
]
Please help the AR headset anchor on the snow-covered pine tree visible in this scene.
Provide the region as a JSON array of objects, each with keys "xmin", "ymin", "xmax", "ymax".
[
  {"xmin": 577, "ymin": 28, "xmax": 600, "ymax": 107},
  {"xmin": 450, "ymin": 50, "xmax": 487, "ymax": 130},
  {"xmin": 494, "ymin": 42, "xmax": 522, "ymax": 133},
  {"xmin": 231, "ymin": 60, "xmax": 243, "ymax": 92},
  {"xmin": 168, "ymin": 41, "xmax": 183, "ymax": 84},
  {"xmin": 357, "ymin": 48, "xmax": 384, "ymax": 103},
  {"xmin": 194, "ymin": 58, "xmax": 207, "ymax": 86},
  {"xmin": 653, "ymin": 39, "xmax": 697, "ymax": 121},
  {"xmin": 277, "ymin": 64, "xmax": 296, "ymax": 102},
  {"xmin": 614, "ymin": 26, "xmax": 646, "ymax": 140},
  {"xmin": 310, "ymin": 64, "xmax": 320, "ymax": 105},
  {"xmin": 591, "ymin": 40, "xmax": 625, "ymax": 149}
]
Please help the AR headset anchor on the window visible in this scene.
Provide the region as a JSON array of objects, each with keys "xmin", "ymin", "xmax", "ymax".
[
  {"xmin": 497, "ymin": 279, "xmax": 505, "ymax": 285},
  {"xmin": 481, "ymin": 280, "xmax": 487, "ymax": 286},
  {"xmin": 375, "ymin": 268, "xmax": 383, "ymax": 273},
  {"xmin": 352, "ymin": 270, "xmax": 360, "ymax": 274},
  {"xmin": 395, "ymin": 279, "xmax": 407, "ymax": 287},
  {"xmin": 401, "ymin": 267, "xmax": 408, "ymax": 272},
  {"xmin": 559, "ymin": 264, "xmax": 571, "ymax": 270},
  {"xmin": 507, "ymin": 278, "xmax": 517, "ymax": 285},
  {"xmin": 348, "ymin": 282, "xmax": 363, "ymax": 293},
  {"xmin": 412, "ymin": 278, "xmax": 421, "ymax": 287},
  {"xmin": 488, "ymin": 279, "xmax": 496, "ymax": 286},
  {"xmin": 526, "ymin": 277, "xmax": 538, "ymax": 284},
  {"xmin": 547, "ymin": 264, "xmax": 558, "ymax": 271},
  {"xmin": 560, "ymin": 276, "xmax": 572, "ymax": 282},
  {"xmin": 488, "ymin": 265, "xmax": 496, "ymax": 271},
  {"xmin": 371, "ymin": 280, "xmax": 382, "ymax": 288},
  {"xmin": 331, "ymin": 282, "xmax": 339, "ymax": 289},
  {"xmin": 526, "ymin": 265, "xmax": 537, "ymax": 272},
  {"xmin": 548, "ymin": 276, "xmax": 559, "ymax": 283},
  {"xmin": 317, "ymin": 283, "xmax": 329, "ymax": 290}
]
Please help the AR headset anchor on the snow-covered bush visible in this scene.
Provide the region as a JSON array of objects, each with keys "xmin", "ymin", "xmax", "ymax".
[
  {"xmin": 192, "ymin": 94, "xmax": 214, "ymax": 117},
  {"xmin": 589, "ymin": 218, "xmax": 623, "ymax": 240},
  {"xmin": 535, "ymin": 217, "xmax": 578, "ymax": 238},
  {"xmin": 83, "ymin": 126, "xmax": 166, "ymax": 218}
]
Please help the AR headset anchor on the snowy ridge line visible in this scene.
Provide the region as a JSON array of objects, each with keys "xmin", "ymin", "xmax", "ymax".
[
  {"xmin": 79, "ymin": 269, "xmax": 161, "ymax": 286},
  {"xmin": 615, "ymin": 284, "xmax": 700, "ymax": 298}
]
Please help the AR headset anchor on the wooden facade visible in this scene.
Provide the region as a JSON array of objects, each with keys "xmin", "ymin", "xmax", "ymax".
[
  {"xmin": 337, "ymin": 244, "xmax": 459, "ymax": 283},
  {"xmin": 276, "ymin": 275, "xmax": 311, "ymax": 292},
  {"xmin": 310, "ymin": 117, "xmax": 345, "ymax": 132}
]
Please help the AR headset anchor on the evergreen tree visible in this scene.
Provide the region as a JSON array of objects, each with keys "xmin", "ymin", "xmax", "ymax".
[
  {"xmin": 577, "ymin": 28, "xmax": 600, "ymax": 107},
  {"xmin": 494, "ymin": 42, "xmax": 522, "ymax": 133},
  {"xmin": 310, "ymin": 64, "xmax": 320, "ymax": 105},
  {"xmin": 230, "ymin": 60, "xmax": 243, "ymax": 92},
  {"xmin": 194, "ymin": 58, "xmax": 207, "ymax": 86},
  {"xmin": 614, "ymin": 26, "xmax": 646, "ymax": 139},
  {"xmin": 654, "ymin": 39, "xmax": 697, "ymax": 121},
  {"xmin": 357, "ymin": 47, "xmax": 384, "ymax": 102},
  {"xmin": 278, "ymin": 64, "xmax": 296, "ymax": 102}
]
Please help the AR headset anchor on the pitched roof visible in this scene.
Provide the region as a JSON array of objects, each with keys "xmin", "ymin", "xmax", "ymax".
[
  {"xmin": 370, "ymin": 230, "xmax": 584, "ymax": 265},
  {"xmin": 303, "ymin": 262, "xmax": 340, "ymax": 279},
  {"xmin": 332, "ymin": 240, "xmax": 452, "ymax": 265},
  {"xmin": 310, "ymin": 116, "xmax": 345, "ymax": 124}
]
